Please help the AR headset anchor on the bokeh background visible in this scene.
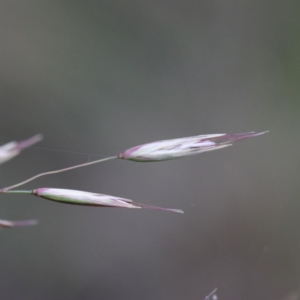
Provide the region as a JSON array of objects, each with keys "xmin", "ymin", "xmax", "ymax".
[{"xmin": 0, "ymin": 1, "xmax": 299, "ymax": 299}]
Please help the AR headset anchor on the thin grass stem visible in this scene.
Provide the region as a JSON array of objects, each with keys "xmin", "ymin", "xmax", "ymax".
[
  {"xmin": 4, "ymin": 190, "xmax": 33, "ymax": 194},
  {"xmin": 0, "ymin": 156, "xmax": 117, "ymax": 193}
]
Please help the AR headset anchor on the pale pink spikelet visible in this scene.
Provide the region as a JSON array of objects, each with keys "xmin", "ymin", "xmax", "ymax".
[
  {"xmin": 0, "ymin": 134, "xmax": 43, "ymax": 164},
  {"xmin": 32, "ymin": 188, "xmax": 183, "ymax": 213},
  {"xmin": 15, "ymin": 134, "xmax": 43, "ymax": 151},
  {"xmin": 118, "ymin": 131, "xmax": 268, "ymax": 162},
  {"xmin": 0, "ymin": 219, "xmax": 38, "ymax": 228}
]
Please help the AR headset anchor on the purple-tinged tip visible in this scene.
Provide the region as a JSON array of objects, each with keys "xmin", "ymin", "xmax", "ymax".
[
  {"xmin": 205, "ymin": 131, "xmax": 269, "ymax": 144},
  {"xmin": 0, "ymin": 219, "xmax": 38, "ymax": 228},
  {"xmin": 134, "ymin": 202, "xmax": 184, "ymax": 213},
  {"xmin": 11, "ymin": 219, "xmax": 38, "ymax": 227},
  {"xmin": 16, "ymin": 134, "xmax": 43, "ymax": 150}
]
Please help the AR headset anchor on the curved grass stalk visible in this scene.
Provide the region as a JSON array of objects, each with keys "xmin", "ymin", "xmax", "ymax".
[{"xmin": 0, "ymin": 156, "xmax": 117, "ymax": 193}]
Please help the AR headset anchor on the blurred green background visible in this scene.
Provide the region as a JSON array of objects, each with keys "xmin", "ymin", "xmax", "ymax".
[{"xmin": 0, "ymin": 1, "xmax": 299, "ymax": 299}]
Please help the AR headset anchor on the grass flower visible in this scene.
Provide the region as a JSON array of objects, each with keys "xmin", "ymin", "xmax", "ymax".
[
  {"xmin": 0, "ymin": 131, "xmax": 268, "ymax": 192},
  {"xmin": 0, "ymin": 218, "xmax": 38, "ymax": 228},
  {"xmin": 0, "ymin": 134, "xmax": 43, "ymax": 164},
  {"xmin": 203, "ymin": 288, "xmax": 218, "ymax": 300},
  {"xmin": 7, "ymin": 188, "xmax": 184, "ymax": 213},
  {"xmin": 118, "ymin": 131, "xmax": 268, "ymax": 162}
]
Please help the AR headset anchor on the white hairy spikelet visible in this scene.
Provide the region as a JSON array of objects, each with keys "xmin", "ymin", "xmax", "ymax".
[{"xmin": 118, "ymin": 132, "xmax": 268, "ymax": 162}]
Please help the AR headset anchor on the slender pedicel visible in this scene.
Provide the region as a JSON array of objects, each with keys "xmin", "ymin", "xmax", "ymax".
[{"xmin": 0, "ymin": 156, "xmax": 117, "ymax": 193}]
